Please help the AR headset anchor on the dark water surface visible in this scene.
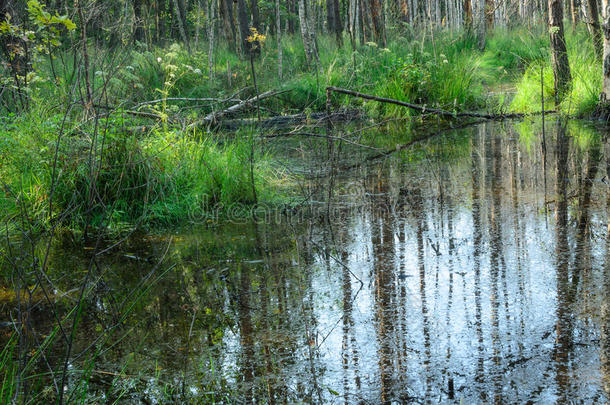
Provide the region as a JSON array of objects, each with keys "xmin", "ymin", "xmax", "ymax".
[{"xmin": 4, "ymin": 119, "xmax": 610, "ymax": 404}]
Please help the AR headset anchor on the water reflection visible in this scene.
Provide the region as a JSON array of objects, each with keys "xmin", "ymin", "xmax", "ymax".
[{"xmin": 3, "ymin": 119, "xmax": 609, "ymax": 403}]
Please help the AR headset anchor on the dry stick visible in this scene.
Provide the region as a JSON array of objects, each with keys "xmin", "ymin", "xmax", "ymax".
[{"xmin": 326, "ymin": 86, "xmax": 555, "ymax": 119}]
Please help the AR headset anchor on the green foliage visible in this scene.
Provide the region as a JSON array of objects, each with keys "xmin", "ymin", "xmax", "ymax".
[
  {"xmin": 0, "ymin": 108, "xmax": 288, "ymax": 232},
  {"xmin": 510, "ymin": 26, "xmax": 601, "ymax": 116}
]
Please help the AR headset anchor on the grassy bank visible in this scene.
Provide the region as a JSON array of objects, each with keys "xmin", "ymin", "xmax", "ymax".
[
  {"xmin": 0, "ymin": 108, "xmax": 288, "ymax": 233},
  {"xmin": 510, "ymin": 26, "xmax": 601, "ymax": 116},
  {"xmin": 1, "ymin": 24, "xmax": 602, "ymax": 233}
]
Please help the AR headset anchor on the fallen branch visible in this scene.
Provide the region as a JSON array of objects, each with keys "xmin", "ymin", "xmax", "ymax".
[
  {"xmin": 132, "ymin": 96, "xmax": 242, "ymax": 109},
  {"xmin": 219, "ymin": 110, "xmax": 362, "ymax": 129},
  {"xmin": 326, "ymin": 86, "xmax": 555, "ymax": 119},
  {"xmin": 188, "ymin": 89, "xmax": 291, "ymax": 128}
]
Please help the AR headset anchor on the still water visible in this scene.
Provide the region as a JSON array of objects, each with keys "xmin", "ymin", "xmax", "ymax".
[{"xmin": 5, "ymin": 119, "xmax": 610, "ymax": 403}]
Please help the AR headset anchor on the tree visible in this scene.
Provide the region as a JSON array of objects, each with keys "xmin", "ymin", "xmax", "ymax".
[
  {"xmin": 220, "ymin": 0, "xmax": 237, "ymax": 51},
  {"xmin": 133, "ymin": 0, "xmax": 146, "ymax": 43},
  {"xmin": 601, "ymin": 0, "xmax": 610, "ymax": 105},
  {"xmin": 298, "ymin": 0, "xmax": 319, "ymax": 66},
  {"xmin": 172, "ymin": 0, "xmax": 191, "ymax": 52},
  {"xmin": 332, "ymin": 0, "xmax": 342, "ymax": 46},
  {"xmin": 475, "ymin": 0, "xmax": 485, "ymax": 49},
  {"xmin": 548, "ymin": 0, "xmax": 571, "ymax": 102},
  {"xmin": 237, "ymin": 0, "xmax": 252, "ymax": 55},
  {"xmin": 585, "ymin": 0, "xmax": 602, "ymax": 59},
  {"xmin": 276, "ymin": 0, "xmax": 283, "ymax": 79},
  {"xmin": 368, "ymin": 0, "xmax": 386, "ymax": 46}
]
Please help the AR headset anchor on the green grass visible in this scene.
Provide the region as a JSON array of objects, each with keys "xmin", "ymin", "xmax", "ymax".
[
  {"xmin": 0, "ymin": 107, "xmax": 289, "ymax": 233},
  {"xmin": 510, "ymin": 25, "xmax": 601, "ymax": 116},
  {"xmin": 28, "ymin": 26, "xmax": 558, "ymax": 117}
]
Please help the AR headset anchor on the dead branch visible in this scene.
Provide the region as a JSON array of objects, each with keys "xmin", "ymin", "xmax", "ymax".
[
  {"xmin": 326, "ymin": 86, "xmax": 555, "ymax": 119},
  {"xmin": 188, "ymin": 89, "xmax": 291, "ymax": 128}
]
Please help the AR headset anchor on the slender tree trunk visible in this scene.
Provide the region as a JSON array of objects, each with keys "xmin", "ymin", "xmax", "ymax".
[
  {"xmin": 333, "ymin": 0, "xmax": 343, "ymax": 45},
  {"xmin": 327, "ymin": 0, "xmax": 336, "ymax": 32},
  {"xmin": 251, "ymin": 0, "xmax": 261, "ymax": 28},
  {"xmin": 549, "ymin": 0, "xmax": 572, "ymax": 102},
  {"xmin": 237, "ymin": 0, "xmax": 252, "ymax": 56},
  {"xmin": 600, "ymin": 0, "xmax": 610, "ymax": 104},
  {"xmin": 288, "ymin": 0, "xmax": 296, "ymax": 33},
  {"xmin": 359, "ymin": 0, "xmax": 367, "ymax": 43},
  {"xmin": 75, "ymin": 0, "xmax": 93, "ymax": 110},
  {"xmin": 299, "ymin": 0, "xmax": 319, "ymax": 66},
  {"xmin": 570, "ymin": 0, "xmax": 579, "ymax": 25},
  {"xmin": 585, "ymin": 0, "xmax": 603, "ymax": 58},
  {"xmin": 173, "ymin": 0, "xmax": 192, "ymax": 52},
  {"xmin": 195, "ymin": 0, "xmax": 201, "ymax": 48},
  {"xmin": 485, "ymin": 0, "xmax": 494, "ymax": 29},
  {"xmin": 476, "ymin": 0, "xmax": 486, "ymax": 49},
  {"xmin": 209, "ymin": 0, "xmax": 216, "ymax": 77},
  {"xmin": 276, "ymin": 0, "xmax": 283, "ymax": 79},
  {"xmin": 133, "ymin": 0, "xmax": 146, "ymax": 42}
]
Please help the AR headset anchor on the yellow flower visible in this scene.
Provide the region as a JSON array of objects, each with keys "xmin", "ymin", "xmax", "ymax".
[{"xmin": 246, "ymin": 27, "xmax": 266, "ymax": 44}]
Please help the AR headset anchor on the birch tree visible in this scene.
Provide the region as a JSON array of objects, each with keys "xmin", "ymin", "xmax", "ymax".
[
  {"xmin": 475, "ymin": 0, "xmax": 486, "ymax": 49},
  {"xmin": 601, "ymin": 0, "xmax": 610, "ymax": 104},
  {"xmin": 299, "ymin": 0, "xmax": 319, "ymax": 66},
  {"xmin": 585, "ymin": 0, "xmax": 602, "ymax": 58}
]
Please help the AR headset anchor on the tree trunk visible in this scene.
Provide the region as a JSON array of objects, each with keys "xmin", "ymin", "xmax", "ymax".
[
  {"xmin": 75, "ymin": 0, "xmax": 92, "ymax": 110},
  {"xmin": 601, "ymin": 0, "xmax": 610, "ymax": 102},
  {"xmin": 208, "ymin": 0, "xmax": 217, "ymax": 77},
  {"xmin": 220, "ymin": 0, "xmax": 238, "ymax": 51},
  {"xmin": 485, "ymin": 0, "xmax": 494, "ymax": 29},
  {"xmin": 369, "ymin": 0, "xmax": 386, "ymax": 46},
  {"xmin": 327, "ymin": 0, "xmax": 336, "ymax": 33},
  {"xmin": 548, "ymin": 0, "xmax": 571, "ymax": 102},
  {"xmin": 476, "ymin": 0, "xmax": 486, "ymax": 49},
  {"xmin": 251, "ymin": 0, "xmax": 261, "ymax": 28},
  {"xmin": 237, "ymin": 0, "xmax": 252, "ymax": 55},
  {"xmin": 299, "ymin": 0, "xmax": 319, "ymax": 66},
  {"xmin": 288, "ymin": 0, "xmax": 296, "ymax": 33},
  {"xmin": 570, "ymin": 0, "xmax": 579, "ymax": 25},
  {"xmin": 585, "ymin": 0, "xmax": 603, "ymax": 58},
  {"xmin": 333, "ymin": 0, "xmax": 343, "ymax": 45},
  {"xmin": 276, "ymin": 0, "xmax": 283, "ymax": 79},
  {"xmin": 172, "ymin": 0, "xmax": 191, "ymax": 52},
  {"xmin": 133, "ymin": 0, "xmax": 146, "ymax": 42}
]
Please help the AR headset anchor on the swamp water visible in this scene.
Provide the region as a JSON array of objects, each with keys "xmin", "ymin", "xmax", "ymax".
[{"xmin": 2, "ymin": 119, "xmax": 610, "ymax": 404}]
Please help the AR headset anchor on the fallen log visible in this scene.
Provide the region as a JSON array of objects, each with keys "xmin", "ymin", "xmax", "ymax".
[
  {"xmin": 326, "ymin": 86, "xmax": 554, "ymax": 119},
  {"xmin": 188, "ymin": 89, "xmax": 291, "ymax": 128},
  {"xmin": 132, "ymin": 97, "xmax": 243, "ymax": 109},
  {"xmin": 218, "ymin": 110, "xmax": 362, "ymax": 129}
]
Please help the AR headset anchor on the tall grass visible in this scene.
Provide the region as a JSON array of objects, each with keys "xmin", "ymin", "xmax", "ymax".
[
  {"xmin": 0, "ymin": 108, "xmax": 288, "ymax": 232},
  {"xmin": 26, "ymin": 26, "xmax": 558, "ymax": 118},
  {"xmin": 510, "ymin": 26, "xmax": 601, "ymax": 116}
]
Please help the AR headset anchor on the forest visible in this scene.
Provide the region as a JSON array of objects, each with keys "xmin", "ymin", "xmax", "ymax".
[{"xmin": 0, "ymin": 0, "xmax": 609, "ymax": 403}]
